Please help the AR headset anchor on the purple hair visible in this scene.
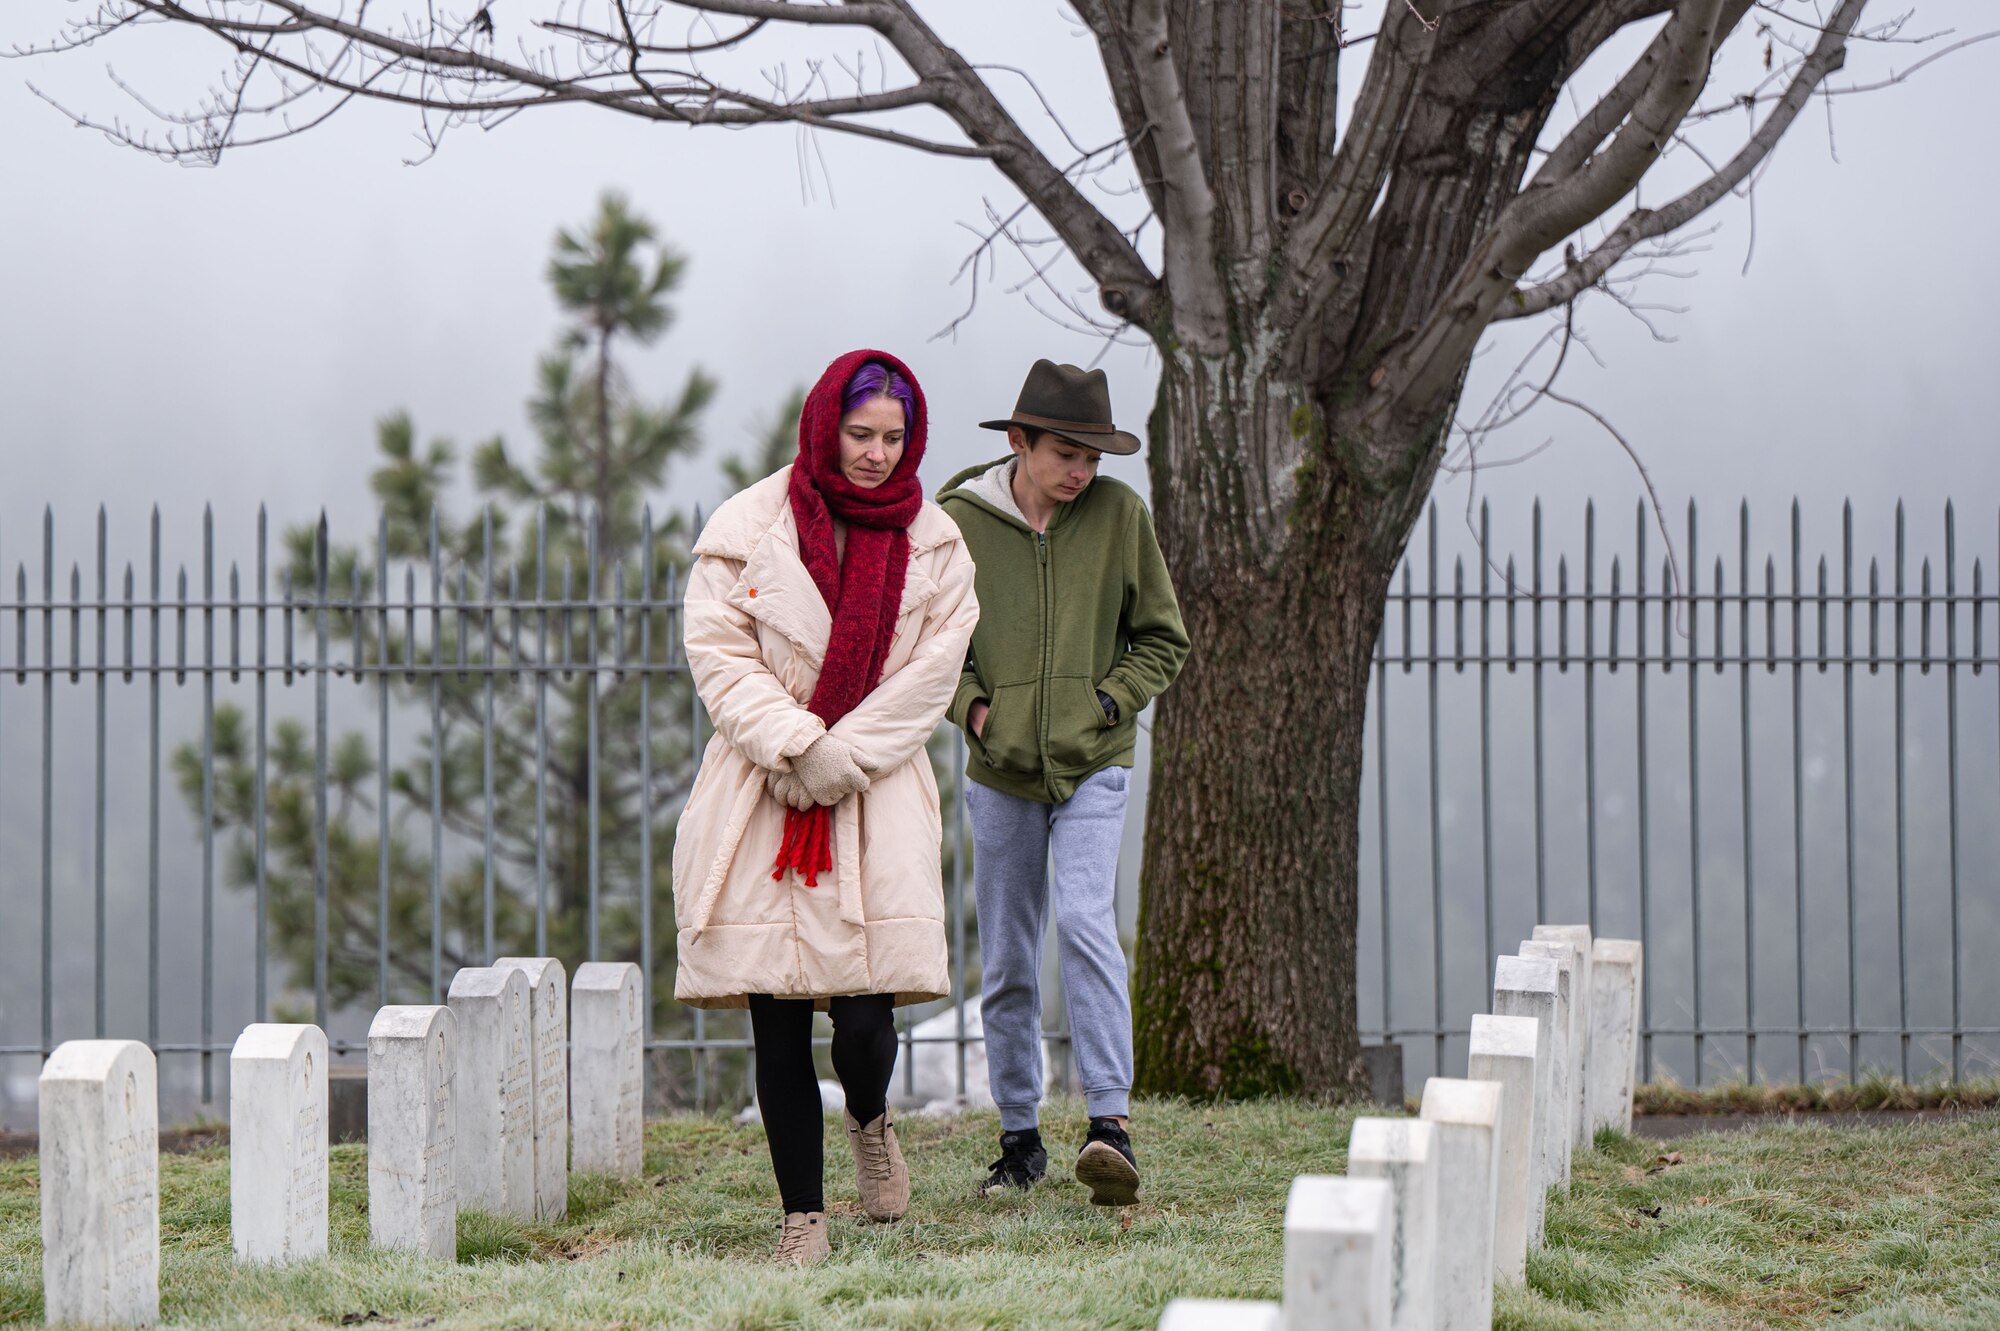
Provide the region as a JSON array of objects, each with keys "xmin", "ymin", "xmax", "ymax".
[{"xmin": 842, "ymin": 360, "xmax": 916, "ymax": 427}]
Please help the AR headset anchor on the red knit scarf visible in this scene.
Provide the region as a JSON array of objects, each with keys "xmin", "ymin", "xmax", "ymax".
[{"xmin": 773, "ymin": 348, "xmax": 928, "ymax": 886}]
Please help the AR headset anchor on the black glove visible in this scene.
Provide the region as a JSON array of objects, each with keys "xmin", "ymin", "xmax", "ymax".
[{"xmin": 1096, "ymin": 690, "xmax": 1119, "ymax": 725}]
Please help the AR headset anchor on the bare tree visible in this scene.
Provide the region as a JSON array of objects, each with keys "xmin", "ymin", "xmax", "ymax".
[{"xmin": 20, "ymin": 0, "xmax": 1973, "ymax": 1096}]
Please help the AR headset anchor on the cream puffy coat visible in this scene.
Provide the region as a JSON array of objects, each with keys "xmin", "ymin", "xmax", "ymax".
[{"xmin": 671, "ymin": 467, "xmax": 979, "ymax": 1009}]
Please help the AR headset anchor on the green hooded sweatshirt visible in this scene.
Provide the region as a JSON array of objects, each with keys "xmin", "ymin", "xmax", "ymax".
[{"xmin": 938, "ymin": 456, "xmax": 1190, "ymax": 804}]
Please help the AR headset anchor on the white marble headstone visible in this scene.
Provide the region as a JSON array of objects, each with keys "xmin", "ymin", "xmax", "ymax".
[
  {"xmin": 1494, "ymin": 952, "xmax": 1564, "ymax": 1227},
  {"xmin": 40, "ymin": 1039, "xmax": 158, "ymax": 1327},
  {"xmin": 1468, "ymin": 1012, "xmax": 1540, "ymax": 1285},
  {"xmin": 230, "ymin": 1023, "xmax": 329, "ymax": 1264},
  {"xmin": 570, "ymin": 962, "xmax": 645, "ymax": 1177},
  {"xmin": 1532, "ymin": 924, "xmax": 1594, "ymax": 1150},
  {"xmin": 495, "ymin": 957, "xmax": 568, "ymax": 1220},
  {"xmin": 1157, "ymin": 1299, "xmax": 1282, "ymax": 1331},
  {"xmin": 447, "ymin": 967, "xmax": 535, "ymax": 1219},
  {"xmin": 368, "ymin": 1005, "xmax": 457, "ymax": 1258},
  {"xmin": 1345, "ymin": 1117, "xmax": 1437, "ymax": 1331},
  {"xmin": 1283, "ymin": 1175, "xmax": 1393, "ymax": 1331},
  {"xmin": 1589, "ymin": 939, "xmax": 1644, "ymax": 1135},
  {"xmin": 1517, "ymin": 940, "xmax": 1577, "ymax": 1184},
  {"xmin": 1419, "ymin": 1077, "xmax": 1503, "ymax": 1331}
]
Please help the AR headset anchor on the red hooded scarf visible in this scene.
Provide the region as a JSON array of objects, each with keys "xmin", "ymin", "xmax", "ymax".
[{"xmin": 773, "ymin": 348, "xmax": 928, "ymax": 886}]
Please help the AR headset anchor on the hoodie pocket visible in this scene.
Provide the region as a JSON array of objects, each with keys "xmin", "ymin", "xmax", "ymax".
[
  {"xmin": 976, "ymin": 682, "xmax": 1042, "ymax": 775},
  {"xmin": 1044, "ymin": 676, "xmax": 1113, "ymax": 772}
]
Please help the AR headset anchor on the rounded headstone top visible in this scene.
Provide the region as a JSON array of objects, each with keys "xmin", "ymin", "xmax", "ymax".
[
  {"xmin": 1286, "ymin": 1174, "xmax": 1391, "ymax": 1231},
  {"xmin": 1469, "ymin": 1013, "xmax": 1541, "ymax": 1058},
  {"xmin": 448, "ymin": 966, "xmax": 529, "ymax": 1002},
  {"xmin": 1347, "ymin": 1115, "xmax": 1434, "ymax": 1159},
  {"xmin": 1419, "ymin": 1076, "xmax": 1505, "ymax": 1126},
  {"xmin": 368, "ymin": 1005, "xmax": 454, "ymax": 1041},
  {"xmin": 493, "ymin": 957, "xmax": 566, "ymax": 990},
  {"xmin": 40, "ymin": 1039, "xmax": 153, "ymax": 1083},
  {"xmin": 572, "ymin": 961, "xmax": 640, "ymax": 992},
  {"xmin": 1493, "ymin": 953, "xmax": 1561, "ymax": 992},
  {"xmin": 231, "ymin": 1023, "xmax": 327, "ymax": 1062}
]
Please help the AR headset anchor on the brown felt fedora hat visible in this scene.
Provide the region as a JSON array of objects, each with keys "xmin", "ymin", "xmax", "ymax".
[{"xmin": 979, "ymin": 359, "xmax": 1141, "ymax": 456}]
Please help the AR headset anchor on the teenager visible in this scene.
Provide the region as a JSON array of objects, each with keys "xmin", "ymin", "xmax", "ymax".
[
  {"xmin": 674, "ymin": 349, "xmax": 979, "ymax": 1261},
  {"xmin": 938, "ymin": 360, "xmax": 1188, "ymax": 1206}
]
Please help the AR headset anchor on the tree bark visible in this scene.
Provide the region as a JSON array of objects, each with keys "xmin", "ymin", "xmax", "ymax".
[{"xmin": 1133, "ymin": 350, "xmax": 1430, "ymax": 1099}]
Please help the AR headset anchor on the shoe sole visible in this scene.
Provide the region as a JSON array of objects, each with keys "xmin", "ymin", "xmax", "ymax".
[{"xmin": 1074, "ymin": 1142, "xmax": 1141, "ymax": 1206}]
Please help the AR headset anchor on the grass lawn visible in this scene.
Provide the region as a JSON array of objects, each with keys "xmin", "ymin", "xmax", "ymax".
[{"xmin": 1, "ymin": 1097, "xmax": 1997, "ymax": 1329}]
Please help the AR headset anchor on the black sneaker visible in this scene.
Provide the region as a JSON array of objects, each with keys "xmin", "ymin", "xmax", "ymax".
[
  {"xmin": 1075, "ymin": 1117, "xmax": 1141, "ymax": 1206},
  {"xmin": 981, "ymin": 1128, "xmax": 1048, "ymax": 1194}
]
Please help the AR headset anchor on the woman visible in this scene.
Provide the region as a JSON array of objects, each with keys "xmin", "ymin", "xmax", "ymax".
[{"xmin": 673, "ymin": 348, "xmax": 978, "ymax": 1263}]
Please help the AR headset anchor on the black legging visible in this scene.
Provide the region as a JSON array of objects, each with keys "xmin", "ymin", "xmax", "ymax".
[{"xmin": 747, "ymin": 992, "xmax": 898, "ymax": 1215}]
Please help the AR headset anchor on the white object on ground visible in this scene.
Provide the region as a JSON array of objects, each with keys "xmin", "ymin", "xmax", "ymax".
[
  {"xmin": 1468, "ymin": 1012, "xmax": 1540, "ymax": 1284},
  {"xmin": 1532, "ymin": 925, "xmax": 1594, "ymax": 1151},
  {"xmin": 1419, "ymin": 1077, "xmax": 1504, "ymax": 1331},
  {"xmin": 1494, "ymin": 952, "xmax": 1564, "ymax": 1230},
  {"xmin": 40, "ymin": 1039, "xmax": 159, "ymax": 1325},
  {"xmin": 1282, "ymin": 1175, "xmax": 1393, "ymax": 1331},
  {"xmin": 571, "ymin": 961, "xmax": 646, "ymax": 1177},
  {"xmin": 1345, "ymin": 1116, "xmax": 1437, "ymax": 1331},
  {"xmin": 446, "ymin": 967, "xmax": 535, "ymax": 1218},
  {"xmin": 1588, "ymin": 939, "xmax": 1644, "ymax": 1136},
  {"xmin": 230, "ymin": 1022, "xmax": 329, "ymax": 1264},
  {"xmin": 1158, "ymin": 1298, "xmax": 1283, "ymax": 1330},
  {"xmin": 495, "ymin": 956, "xmax": 569, "ymax": 1220},
  {"xmin": 1516, "ymin": 940, "xmax": 1577, "ymax": 1185},
  {"xmin": 367, "ymin": 1005, "xmax": 457, "ymax": 1258}
]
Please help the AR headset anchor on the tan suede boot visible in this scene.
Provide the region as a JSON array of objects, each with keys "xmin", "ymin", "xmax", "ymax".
[
  {"xmin": 775, "ymin": 1210, "xmax": 831, "ymax": 1264},
  {"xmin": 844, "ymin": 1109, "xmax": 911, "ymax": 1221}
]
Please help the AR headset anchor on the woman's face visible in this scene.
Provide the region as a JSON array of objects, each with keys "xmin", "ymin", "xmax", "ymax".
[{"xmin": 838, "ymin": 394, "xmax": 907, "ymax": 489}]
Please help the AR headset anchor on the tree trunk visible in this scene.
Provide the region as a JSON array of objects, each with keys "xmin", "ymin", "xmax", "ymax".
[{"xmin": 1133, "ymin": 348, "xmax": 1431, "ymax": 1100}]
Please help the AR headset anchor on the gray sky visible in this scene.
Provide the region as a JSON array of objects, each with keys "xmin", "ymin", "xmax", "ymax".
[{"xmin": 3, "ymin": 2, "xmax": 1995, "ymax": 569}]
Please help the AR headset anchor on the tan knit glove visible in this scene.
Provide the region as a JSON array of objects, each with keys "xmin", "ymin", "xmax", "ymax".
[
  {"xmin": 791, "ymin": 733, "xmax": 871, "ymax": 806},
  {"xmin": 766, "ymin": 767, "xmax": 817, "ymax": 811}
]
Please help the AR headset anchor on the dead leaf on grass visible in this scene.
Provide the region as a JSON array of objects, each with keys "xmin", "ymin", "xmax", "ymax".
[
  {"xmin": 1120, "ymin": 1212, "xmax": 1134, "ymax": 1232},
  {"xmin": 1832, "ymin": 1284, "xmax": 1867, "ymax": 1297},
  {"xmin": 1657, "ymin": 1151, "xmax": 1684, "ymax": 1166}
]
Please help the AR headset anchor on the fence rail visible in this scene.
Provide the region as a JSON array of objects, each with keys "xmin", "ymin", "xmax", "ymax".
[
  {"xmin": 1361, "ymin": 497, "xmax": 2000, "ymax": 1091},
  {"xmin": 0, "ymin": 495, "xmax": 1994, "ymax": 1119}
]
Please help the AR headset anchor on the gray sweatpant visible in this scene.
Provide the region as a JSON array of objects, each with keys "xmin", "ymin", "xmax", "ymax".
[{"xmin": 968, "ymin": 766, "xmax": 1133, "ymax": 1130}]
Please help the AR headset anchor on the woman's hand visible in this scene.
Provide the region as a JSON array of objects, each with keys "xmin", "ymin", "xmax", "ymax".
[
  {"xmin": 766, "ymin": 768, "xmax": 817, "ymax": 811},
  {"xmin": 968, "ymin": 699, "xmax": 989, "ymax": 740},
  {"xmin": 791, "ymin": 733, "xmax": 872, "ymax": 805}
]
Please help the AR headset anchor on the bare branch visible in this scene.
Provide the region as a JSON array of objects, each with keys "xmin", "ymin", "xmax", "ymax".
[
  {"xmin": 1534, "ymin": 1, "xmax": 1753, "ymax": 185},
  {"xmin": 1124, "ymin": 0, "xmax": 1224, "ymax": 348},
  {"xmin": 1500, "ymin": 0, "xmax": 1868, "ymax": 320},
  {"xmin": 1502, "ymin": 0, "xmax": 1732, "ymax": 266},
  {"xmin": 1273, "ymin": 0, "xmax": 1445, "ymax": 322}
]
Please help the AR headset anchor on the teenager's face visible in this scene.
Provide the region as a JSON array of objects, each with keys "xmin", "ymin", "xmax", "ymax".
[
  {"xmin": 1010, "ymin": 428, "xmax": 1102, "ymax": 505},
  {"xmin": 838, "ymin": 395, "xmax": 906, "ymax": 489}
]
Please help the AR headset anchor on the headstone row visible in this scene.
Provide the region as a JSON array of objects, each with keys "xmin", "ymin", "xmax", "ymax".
[
  {"xmin": 36, "ymin": 958, "xmax": 648, "ymax": 1324},
  {"xmin": 1156, "ymin": 929, "xmax": 1642, "ymax": 1331}
]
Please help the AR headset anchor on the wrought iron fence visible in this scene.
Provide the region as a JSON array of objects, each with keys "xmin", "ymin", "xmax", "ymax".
[
  {"xmin": 0, "ymin": 496, "xmax": 1994, "ymax": 1124},
  {"xmin": 1360, "ymin": 497, "xmax": 2000, "ymax": 1091}
]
